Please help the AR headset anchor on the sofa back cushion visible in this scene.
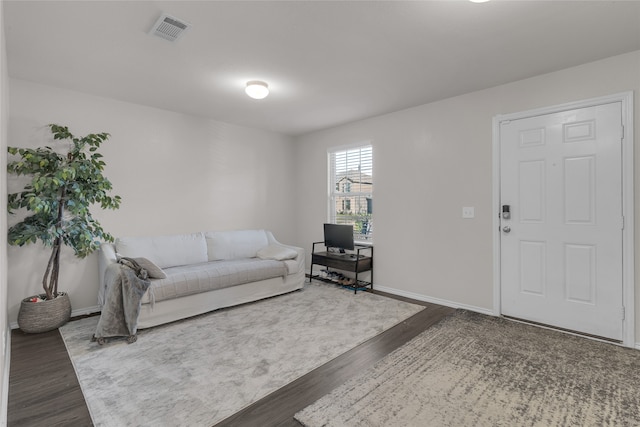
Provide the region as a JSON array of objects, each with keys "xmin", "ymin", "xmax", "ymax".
[
  {"xmin": 115, "ymin": 232, "xmax": 208, "ymax": 269},
  {"xmin": 205, "ymin": 230, "xmax": 269, "ymax": 261}
]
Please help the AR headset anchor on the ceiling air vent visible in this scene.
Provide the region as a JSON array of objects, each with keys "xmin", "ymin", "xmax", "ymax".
[{"xmin": 149, "ymin": 13, "xmax": 190, "ymax": 42}]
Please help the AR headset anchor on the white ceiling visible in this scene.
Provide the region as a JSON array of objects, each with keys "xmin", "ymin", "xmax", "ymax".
[{"xmin": 4, "ymin": 1, "xmax": 640, "ymax": 136}]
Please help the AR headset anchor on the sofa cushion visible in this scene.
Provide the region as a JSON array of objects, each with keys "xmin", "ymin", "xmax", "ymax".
[
  {"xmin": 141, "ymin": 258, "xmax": 288, "ymax": 304},
  {"xmin": 115, "ymin": 233, "xmax": 208, "ymax": 269},
  {"xmin": 205, "ymin": 230, "xmax": 269, "ymax": 261}
]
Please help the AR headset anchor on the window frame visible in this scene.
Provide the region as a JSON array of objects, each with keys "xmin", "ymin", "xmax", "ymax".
[{"xmin": 327, "ymin": 143, "xmax": 373, "ymax": 244}]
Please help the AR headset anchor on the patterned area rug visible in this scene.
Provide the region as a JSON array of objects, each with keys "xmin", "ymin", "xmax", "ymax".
[
  {"xmin": 295, "ymin": 310, "xmax": 640, "ymax": 427},
  {"xmin": 59, "ymin": 283, "xmax": 424, "ymax": 427}
]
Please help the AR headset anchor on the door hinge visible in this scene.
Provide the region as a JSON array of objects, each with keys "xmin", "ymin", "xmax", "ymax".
[
  {"xmin": 621, "ymin": 306, "xmax": 626, "ymax": 320},
  {"xmin": 621, "ymin": 216, "xmax": 625, "ymax": 230},
  {"xmin": 621, "ymin": 125, "xmax": 625, "ymax": 140}
]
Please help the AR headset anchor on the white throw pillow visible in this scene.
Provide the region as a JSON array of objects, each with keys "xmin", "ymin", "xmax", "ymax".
[
  {"xmin": 116, "ymin": 233, "xmax": 208, "ymax": 269},
  {"xmin": 205, "ymin": 230, "xmax": 269, "ymax": 261},
  {"xmin": 257, "ymin": 244, "xmax": 298, "ymax": 261}
]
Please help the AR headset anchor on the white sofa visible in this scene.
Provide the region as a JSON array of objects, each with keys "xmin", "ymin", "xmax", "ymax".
[{"xmin": 98, "ymin": 229, "xmax": 305, "ymax": 329}]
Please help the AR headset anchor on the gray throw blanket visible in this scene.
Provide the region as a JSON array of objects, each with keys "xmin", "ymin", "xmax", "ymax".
[{"xmin": 92, "ymin": 258, "xmax": 151, "ymax": 345}]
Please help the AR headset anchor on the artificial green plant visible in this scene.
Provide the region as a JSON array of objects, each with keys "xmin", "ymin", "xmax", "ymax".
[{"xmin": 7, "ymin": 124, "xmax": 121, "ymax": 301}]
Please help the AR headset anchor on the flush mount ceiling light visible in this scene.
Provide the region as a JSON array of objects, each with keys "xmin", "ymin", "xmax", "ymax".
[
  {"xmin": 245, "ymin": 81, "xmax": 269, "ymax": 99},
  {"xmin": 469, "ymin": 0, "xmax": 490, "ymax": 2}
]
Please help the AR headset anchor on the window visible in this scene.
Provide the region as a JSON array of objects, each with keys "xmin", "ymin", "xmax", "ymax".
[{"xmin": 329, "ymin": 144, "xmax": 373, "ymax": 242}]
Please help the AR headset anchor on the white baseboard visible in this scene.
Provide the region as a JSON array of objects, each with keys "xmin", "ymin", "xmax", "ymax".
[
  {"xmin": 374, "ymin": 285, "xmax": 495, "ymax": 316},
  {"xmin": 9, "ymin": 305, "xmax": 101, "ymax": 330},
  {"xmin": 1, "ymin": 326, "xmax": 10, "ymax": 426}
]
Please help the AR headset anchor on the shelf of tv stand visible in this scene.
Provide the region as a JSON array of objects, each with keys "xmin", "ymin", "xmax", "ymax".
[{"xmin": 309, "ymin": 242, "xmax": 373, "ymax": 294}]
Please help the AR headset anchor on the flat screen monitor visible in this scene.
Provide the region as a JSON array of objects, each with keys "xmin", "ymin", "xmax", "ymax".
[{"xmin": 324, "ymin": 223, "xmax": 354, "ymax": 252}]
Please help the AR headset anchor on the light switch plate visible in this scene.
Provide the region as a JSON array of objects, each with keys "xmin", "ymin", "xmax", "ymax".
[{"xmin": 462, "ymin": 207, "xmax": 475, "ymax": 218}]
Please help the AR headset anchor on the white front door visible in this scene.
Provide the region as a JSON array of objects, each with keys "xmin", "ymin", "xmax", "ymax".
[{"xmin": 499, "ymin": 102, "xmax": 624, "ymax": 341}]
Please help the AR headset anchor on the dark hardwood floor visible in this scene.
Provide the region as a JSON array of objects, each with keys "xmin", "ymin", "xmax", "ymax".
[
  {"xmin": 8, "ymin": 284, "xmax": 455, "ymax": 427},
  {"xmin": 8, "ymin": 326, "xmax": 92, "ymax": 426}
]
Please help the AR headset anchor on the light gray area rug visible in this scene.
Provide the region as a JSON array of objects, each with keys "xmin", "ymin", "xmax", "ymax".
[
  {"xmin": 295, "ymin": 310, "xmax": 640, "ymax": 427},
  {"xmin": 59, "ymin": 283, "xmax": 424, "ymax": 427}
]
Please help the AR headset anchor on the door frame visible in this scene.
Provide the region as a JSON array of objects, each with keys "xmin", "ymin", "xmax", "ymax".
[{"xmin": 492, "ymin": 92, "xmax": 635, "ymax": 348}]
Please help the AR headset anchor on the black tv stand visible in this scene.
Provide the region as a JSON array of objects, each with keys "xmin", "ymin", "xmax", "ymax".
[{"xmin": 309, "ymin": 242, "xmax": 373, "ymax": 294}]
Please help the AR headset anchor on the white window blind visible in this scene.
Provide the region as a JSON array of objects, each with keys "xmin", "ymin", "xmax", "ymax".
[{"xmin": 329, "ymin": 144, "xmax": 373, "ymax": 242}]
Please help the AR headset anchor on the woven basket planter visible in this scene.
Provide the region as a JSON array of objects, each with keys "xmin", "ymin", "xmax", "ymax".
[{"xmin": 17, "ymin": 292, "xmax": 72, "ymax": 333}]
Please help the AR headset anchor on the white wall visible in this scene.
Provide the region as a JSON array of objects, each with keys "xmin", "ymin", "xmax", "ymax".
[
  {"xmin": 294, "ymin": 50, "xmax": 640, "ymax": 341},
  {"xmin": 7, "ymin": 79, "xmax": 296, "ymax": 324},
  {"xmin": 0, "ymin": 2, "xmax": 10, "ymax": 423}
]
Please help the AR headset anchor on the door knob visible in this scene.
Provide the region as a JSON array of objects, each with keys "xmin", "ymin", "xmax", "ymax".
[{"xmin": 502, "ymin": 226, "xmax": 511, "ymax": 233}]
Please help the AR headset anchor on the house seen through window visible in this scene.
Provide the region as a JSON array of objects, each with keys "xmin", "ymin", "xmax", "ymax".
[{"xmin": 329, "ymin": 144, "xmax": 373, "ymax": 242}]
